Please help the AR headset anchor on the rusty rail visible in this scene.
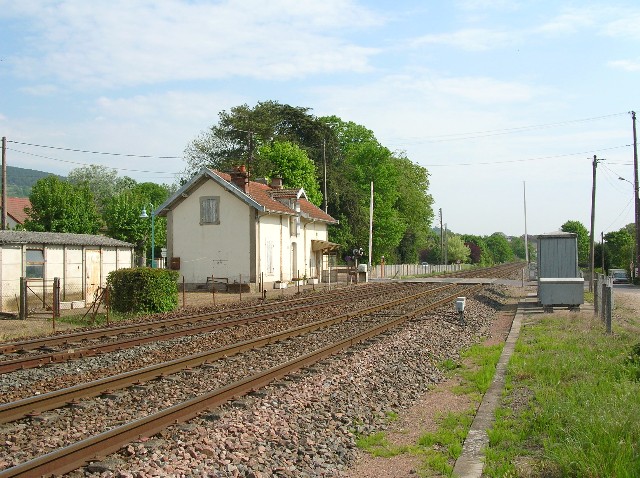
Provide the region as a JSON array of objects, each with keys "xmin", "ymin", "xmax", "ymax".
[{"xmin": 0, "ymin": 285, "xmax": 481, "ymax": 478}]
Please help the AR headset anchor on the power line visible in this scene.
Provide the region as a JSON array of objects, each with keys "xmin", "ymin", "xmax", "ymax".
[
  {"xmin": 7, "ymin": 147, "xmax": 181, "ymax": 177},
  {"xmin": 422, "ymin": 144, "xmax": 631, "ymax": 167},
  {"xmin": 386, "ymin": 112, "xmax": 629, "ymax": 144},
  {"xmin": 7, "ymin": 140, "xmax": 182, "ymax": 159}
]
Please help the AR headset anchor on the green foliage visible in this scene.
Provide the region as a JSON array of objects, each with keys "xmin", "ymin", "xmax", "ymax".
[
  {"xmin": 68, "ymin": 165, "xmax": 137, "ymax": 212},
  {"xmin": 484, "ymin": 315, "xmax": 640, "ymax": 477},
  {"xmin": 258, "ymin": 141, "xmax": 323, "ymax": 205},
  {"xmin": 107, "ymin": 268, "xmax": 179, "ymax": 313},
  {"xmin": 104, "ymin": 184, "xmax": 169, "ymax": 260},
  {"xmin": 561, "ymin": 220, "xmax": 590, "ymax": 266},
  {"xmin": 485, "ymin": 232, "xmax": 515, "ymax": 264},
  {"xmin": 446, "ymin": 235, "xmax": 471, "ymax": 264},
  {"xmin": 24, "ymin": 175, "xmax": 102, "ymax": 233},
  {"xmin": 604, "ymin": 227, "xmax": 634, "ymax": 269}
]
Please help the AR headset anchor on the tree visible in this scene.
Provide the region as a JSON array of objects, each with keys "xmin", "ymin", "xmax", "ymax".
[
  {"xmin": 24, "ymin": 176, "xmax": 102, "ymax": 234},
  {"xmin": 183, "ymin": 101, "xmax": 332, "ymax": 179},
  {"xmin": 257, "ymin": 141, "xmax": 323, "ymax": 205},
  {"xmin": 68, "ymin": 165, "xmax": 136, "ymax": 212},
  {"xmin": 604, "ymin": 228, "xmax": 634, "ymax": 269},
  {"xmin": 461, "ymin": 234, "xmax": 489, "ymax": 264},
  {"xmin": 447, "ymin": 235, "xmax": 471, "ymax": 263},
  {"xmin": 104, "ymin": 183, "xmax": 169, "ymax": 264},
  {"xmin": 485, "ymin": 232, "xmax": 514, "ymax": 264},
  {"xmin": 561, "ymin": 220, "xmax": 590, "ymax": 266}
]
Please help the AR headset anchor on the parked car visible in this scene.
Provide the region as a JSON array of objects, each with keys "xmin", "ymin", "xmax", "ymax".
[{"xmin": 610, "ymin": 269, "xmax": 630, "ymax": 284}]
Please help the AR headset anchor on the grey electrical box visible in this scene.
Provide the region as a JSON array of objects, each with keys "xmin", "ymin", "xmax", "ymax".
[{"xmin": 537, "ymin": 231, "xmax": 580, "ymax": 279}]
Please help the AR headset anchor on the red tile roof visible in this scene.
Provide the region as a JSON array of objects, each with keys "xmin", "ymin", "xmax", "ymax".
[
  {"xmin": 2, "ymin": 197, "xmax": 31, "ymax": 224},
  {"xmin": 212, "ymin": 170, "xmax": 337, "ymax": 224}
]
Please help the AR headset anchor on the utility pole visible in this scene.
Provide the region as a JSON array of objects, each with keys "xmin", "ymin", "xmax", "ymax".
[
  {"xmin": 523, "ymin": 181, "xmax": 529, "ymax": 264},
  {"xmin": 1, "ymin": 136, "xmax": 6, "ymax": 230},
  {"xmin": 439, "ymin": 208, "xmax": 443, "ymax": 265},
  {"xmin": 632, "ymin": 111, "xmax": 640, "ymax": 282},
  {"xmin": 589, "ymin": 155, "xmax": 604, "ymax": 292},
  {"xmin": 601, "ymin": 231, "xmax": 605, "ymax": 272},
  {"xmin": 444, "ymin": 223, "xmax": 448, "ymax": 265},
  {"xmin": 323, "ymin": 139, "xmax": 328, "ymax": 214}
]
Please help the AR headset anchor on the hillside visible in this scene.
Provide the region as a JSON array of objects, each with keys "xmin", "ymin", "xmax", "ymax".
[{"xmin": 6, "ymin": 166, "xmax": 62, "ymax": 197}]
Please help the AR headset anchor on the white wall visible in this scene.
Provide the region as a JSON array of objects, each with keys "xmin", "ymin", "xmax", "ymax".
[{"xmin": 170, "ymin": 181, "xmax": 251, "ymax": 284}]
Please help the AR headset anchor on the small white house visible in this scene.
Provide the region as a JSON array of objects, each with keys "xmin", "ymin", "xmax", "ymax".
[
  {"xmin": 0, "ymin": 231, "xmax": 134, "ymax": 312},
  {"xmin": 157, "ymin": 167, "xmax": 339, "ymax": 289}
]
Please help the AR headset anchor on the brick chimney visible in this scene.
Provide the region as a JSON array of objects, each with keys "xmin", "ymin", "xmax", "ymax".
[
  {"xmin": 230, "ymin": 165, "xmax": 249, "ymax": 192},
  {"xmin": 270, "ymin": 177, "xmax": 283, "ymax": 189}
]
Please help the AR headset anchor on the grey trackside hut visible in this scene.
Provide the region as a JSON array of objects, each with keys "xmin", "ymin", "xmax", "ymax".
[
  {"xmin": 536, "ymin": 231, "xmax": 584, "ymax": 309},
  {"xmin": 0, "ymin": 231, "xmax": 134, "ymax": 312}
]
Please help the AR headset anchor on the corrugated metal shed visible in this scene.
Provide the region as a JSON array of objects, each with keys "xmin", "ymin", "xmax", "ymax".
[{"xmin": 537, "ymin": 231, "xmax": 580, "ymax": 279}]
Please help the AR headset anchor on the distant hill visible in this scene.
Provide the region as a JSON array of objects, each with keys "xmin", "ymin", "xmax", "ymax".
[{"xmin": 6, "ymin": 166, "xmax": 63, "ymax": 198}]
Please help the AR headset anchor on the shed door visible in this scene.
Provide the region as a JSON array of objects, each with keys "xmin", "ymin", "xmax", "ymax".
[{"xmin": 86, "ymin": 250, "xmax": 101, "ymax": 300}]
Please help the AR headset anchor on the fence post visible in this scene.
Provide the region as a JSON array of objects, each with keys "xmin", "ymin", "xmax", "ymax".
[
  {"xmin": 19, "ymin": 277, "xmax": 27, "ymax": 320},
  {"xmin": 239, "ymin": 274, "xmax": 242, "ymax": 301},
  {"xmin": 52, "ymin": 277, "xmax": 60, "ymax": 333},
  {"xmin": 593, "ymin": 275, "xmax": 599, "ymax": 317},
  {"xmin": 604, "ymin": 283, "xmax": 612, "ymax": 334},
  {"xmin": 105, "ymin": 286, "xmax": 110, "ymax": 326}
]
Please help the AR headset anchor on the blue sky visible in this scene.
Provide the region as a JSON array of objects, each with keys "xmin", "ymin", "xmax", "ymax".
[{"xmin": 1, "ymin": 0, "xmax": 639, "ymax": 237}]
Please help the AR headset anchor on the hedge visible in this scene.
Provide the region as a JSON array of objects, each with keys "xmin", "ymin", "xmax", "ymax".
[{"xmin": 107, "ymin": 268, "xmax": 179, "ymax": 314}]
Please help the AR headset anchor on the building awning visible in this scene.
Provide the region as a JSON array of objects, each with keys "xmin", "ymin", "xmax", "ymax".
[{"xmin": 311, "ymin": 240, "xmax": 341, "ymax": 253}]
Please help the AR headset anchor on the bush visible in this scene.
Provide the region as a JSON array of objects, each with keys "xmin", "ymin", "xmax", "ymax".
[{"xmin": 107, "ymin": 268, "xmax": 179, "ymax": 314}]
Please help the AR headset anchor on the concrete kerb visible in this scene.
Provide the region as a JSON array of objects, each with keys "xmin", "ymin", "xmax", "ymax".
[{"xmin": 452, "ymin": 295, "xmax": 533, "ymax": 477}]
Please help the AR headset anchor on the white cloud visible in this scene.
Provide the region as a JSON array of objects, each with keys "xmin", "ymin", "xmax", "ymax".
[
  {"xmin": 7, "ymin": 0, "xmax": 382, "ymax": 88},
  {"xmin": 412, "ymin": 28, "xmax": 512, "ymax": 51},
  {"xmin": 608, "ymin": 59, "xmax": 640, "ymax": 71},
  {"xmin": 18, "ymin": 84, "xmax": 59, "ymax": 96}
]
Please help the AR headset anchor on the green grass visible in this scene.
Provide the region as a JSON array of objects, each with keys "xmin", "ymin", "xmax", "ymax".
[
  {"xmin": 56, "ymin": 311, "xmax": 133, "ymax": 328},
  {"xmin": 356, "ymin": 341, "xmax": 504, "ymax": 477},
  {"xmin": 484, "ymin": 312, "xmax": 640, "ymax": 477}
]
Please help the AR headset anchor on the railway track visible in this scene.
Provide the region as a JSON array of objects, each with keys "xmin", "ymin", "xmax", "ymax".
[
  {"xmin": 0, "ymin": 262, "xmax": 525, "ymax": 477},
  {"xmin": 1, "ymin": 283, "xmax": 481, "ymax": 477},
  {"xmin": 0, "ymin": 282, "xmax": 429, "ymax": 374}
]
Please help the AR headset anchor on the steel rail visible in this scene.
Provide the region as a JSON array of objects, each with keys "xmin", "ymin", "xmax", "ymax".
[
  {"xmin": 0, "ymin": 284, "xmax": 482, "ymax": 478},
  {"xmin": 0, "ymin": 283, "xmax": 426, "ymax": 374},
  {"xmin": 0, "ymin": 284, "xmax": 458, "ymax": 423},
  {"xmin": 1, "ymin": 281, "xmax": 404, "ymax": 355}
]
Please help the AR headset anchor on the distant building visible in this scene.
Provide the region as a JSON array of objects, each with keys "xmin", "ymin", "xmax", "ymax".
[{"xmin": 1, "ymin": 197, "xmax": 31, "ymax": 229}]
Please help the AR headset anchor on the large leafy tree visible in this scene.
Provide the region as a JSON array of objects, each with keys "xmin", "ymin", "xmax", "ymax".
[
  {"xmin": 461, "ymin": 234, "xmax": 489, "ymax": 265},
  {"xmin": 447, "ymin": 235, "xmax": 471, "ymax": 263},
  {"xmin": 24, "ymin": 176, "xmax": 102, "ymax": 234},
  {"xmin": 68, "ymin": 165, "xmax": 136, "ymax": 212},
  {"xmin": 561, "ymin": 220, "xmax": 590, "ymax": 266},
  {"xmin": 183, "ymin": 101, "xmax": 332, "ymax": 178},
  {"xmin": 485, "ymin": 232, "xmax": 515, "ymax": 263},
  {"xmin": 604, "ymin": 228, "xmax": 634, "ymax": 269},
  {"xmin": 104, "ymin": 183, "xmax": 169, "ymax": 264},
  {"xmin": 258, "ymin": 141, "xmax": 323, "ymax": 205}
]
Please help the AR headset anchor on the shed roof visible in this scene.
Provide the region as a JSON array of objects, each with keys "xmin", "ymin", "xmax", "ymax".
[{"xmin": 0, "ymin": 231, "xmax": 134, "ymax": 247}]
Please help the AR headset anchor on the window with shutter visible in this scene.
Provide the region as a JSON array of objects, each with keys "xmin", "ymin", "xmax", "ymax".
[{"xmin": 200, "ymin": 196, "xmax": 220, "ymax": 225}]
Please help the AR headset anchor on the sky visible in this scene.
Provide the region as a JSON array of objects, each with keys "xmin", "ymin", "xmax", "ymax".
[{"xmin": 1, "ymin": 0, "xmax": 639, "ymax": 238}]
